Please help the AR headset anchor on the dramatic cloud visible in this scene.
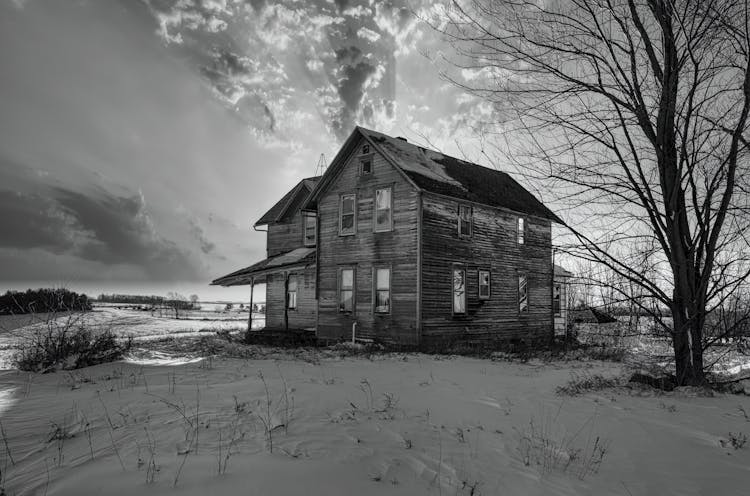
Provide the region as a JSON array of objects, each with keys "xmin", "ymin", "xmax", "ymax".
[
  {"xmin": 0, "ymin": 0, "xmax": 502, "ymax": 296},
  {"xmin": 0, "ymin": 184, "xmax": 204, "ymax": 282},
  {"xmin": 141, "ymin": 0, "xmax": 425, "ymax": 140}
]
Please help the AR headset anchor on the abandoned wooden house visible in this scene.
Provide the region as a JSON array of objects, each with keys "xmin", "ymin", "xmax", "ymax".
[{"xmin": 212, "ymin": 127, "xmax": 566, "ymax": 347}]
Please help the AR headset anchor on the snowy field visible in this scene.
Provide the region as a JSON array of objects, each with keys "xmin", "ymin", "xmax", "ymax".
[
  {"xmin": 0, "ymin": 353, "xmax": 749, "ymax": 495},
  {"xmin": 0, "ymin": 307, "xmax": 264, "ymax": 369}
]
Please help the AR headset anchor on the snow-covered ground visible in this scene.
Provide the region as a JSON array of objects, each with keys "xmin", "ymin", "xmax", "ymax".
[
  {"xmin": 0, "ymin": 308, "xmax": 264, "ymax": 368},
  {"xmin": 0, "ymin": 352, "xmax": 749, "ymax": 495}
]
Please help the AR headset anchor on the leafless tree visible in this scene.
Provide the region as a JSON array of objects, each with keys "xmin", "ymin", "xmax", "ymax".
[{"xmin": 434, "ymin": 0, "xmax": 750, "ymax": 384}]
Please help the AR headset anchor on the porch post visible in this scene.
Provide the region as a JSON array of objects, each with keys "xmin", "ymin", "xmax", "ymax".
[{"xmin": 248, "ymin": 277, "xmax": 255, "ymax": 332}]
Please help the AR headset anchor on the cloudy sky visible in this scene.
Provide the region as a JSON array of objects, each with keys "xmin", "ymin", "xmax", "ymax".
[{"xmin": 0, "ymin": 0, "xmax": 496, "ymax": 301}]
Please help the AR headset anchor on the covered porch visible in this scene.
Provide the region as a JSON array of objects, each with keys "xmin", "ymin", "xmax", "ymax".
[{"xmin": 211, "ymin": 247, "xmax": 317, "ymax": 332}]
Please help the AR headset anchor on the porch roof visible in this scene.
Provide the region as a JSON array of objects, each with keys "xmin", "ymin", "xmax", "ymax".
[{"xmin": 210, "ymin": 247, "xmax": 316, "ymax": 287}]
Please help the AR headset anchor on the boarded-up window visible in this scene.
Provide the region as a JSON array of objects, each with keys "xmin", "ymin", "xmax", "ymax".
[
  {"xmin": 519, "ymin": 274, "xmax": 528, "ymax": 313},
  {"xmin": 517, "ymin": 217, "xmax": 525, "ymax": 244},
  {"xmin": 479, "ymin": 270, "xmax": 491, "ymax": 300},
  {"xmin": 553, "ymin": 284, "xmax": 561, "ymax": 315},
  {"xmin": 287, "ymin": 276, "xmax": 297, "ymax": 310},
  {"xmin": 375, "ymin": 188, "xmax": 392, "ymax": 232},
  {"xmin": 340, "ymin": 194, "xmax": 356, "ymax": 235},
  {"xmin": 453, "ymin": 268, "xmax": 466, "ymax": 314},
  {"xmin": 458, "ymin": 205, "xmax": 472, "ymax": 236},
  {"xmin": 375, "ymin": 268, "xmax": 390, "ymax": 313},
  {"xmin": 303, "ymin": 212, "xmax": 316, "ymax": 246},
  {"xmin": 339, "ymin": 268, "xmax": 354, "ymax": 312}
]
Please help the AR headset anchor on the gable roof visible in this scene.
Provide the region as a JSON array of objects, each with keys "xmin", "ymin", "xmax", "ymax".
[
  {"xmin": 255, "ymin": 176, "xmax": 321, "ymax": 226},
  {"xmin": 305, "ymin": 127, "xmax": 561, "ymax": 223}
]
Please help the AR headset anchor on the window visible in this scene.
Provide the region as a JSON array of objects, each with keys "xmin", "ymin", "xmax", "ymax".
[
  {"xmin": 518, "ymin": 274, "xmax": 528, "ymax": 313},
  {"xmin": 517, "ymin": 217, "xmax": 525, "ymax": 245},
  {"xmin": 303, "ymin": 212, "xmax": 316, "ymax": 246},
  {"xmin": 362, "ymin": 144, "xmax": 370, "ymax": 154},
  {"xmin": 287, "ymin": 276, "xmax": 297, "ymax": 310},
  {"xmin": 340, "ymin": 194, "xmax": 356, "ymax": 235},
  {"xmin": 478, "ymin": 270, "xmax": 491, "ymax": 300},
  {"xmin": 453, "ymin": 268, "xmax": 466, "ymax": 314},
  {"xmin": 374, "ymin": 188, "xmax": 392, "ymax": 232},
  {"xmin": 375, "ymin": 268, "xmax": 391, "ymax": 313},
  {"xmin": 553, "ymin": 284, "xmax": 561, "ymax": 316},
  {"xmin": 360, "ymin": 157, "xmax": 372, "ymax": 175},
  {"xmin": 339, "ymin": 268, "xmax": 354, "ymax": 312},
  {"xmin": 458, "ymin": 205, "xmax": 472, "ymax": 237}
]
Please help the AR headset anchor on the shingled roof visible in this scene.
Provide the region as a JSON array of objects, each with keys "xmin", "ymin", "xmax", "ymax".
[
  {"xmin": 255, "ymin": 176, "xmax": 321, "ymax": 226},
  {"xmin": 211, "ymin": 247, "xmax": 316, "ymax": 287},
  {"xmin": 357, "ymin": 128, "xmax": 562, "ymax": 223}
]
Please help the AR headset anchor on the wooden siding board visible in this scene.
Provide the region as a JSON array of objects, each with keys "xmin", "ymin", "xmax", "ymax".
[
  {"xmin": 264, "ymin": 267, "xmax": 317, "ymax": 330},
  {"xmin": 316, "ymin": 136, "xmax": 419, "ymax": 344},
  {"xmin": 267, "ymin": 212, "xmax": 304, "ymax": 257},
  {"xmin": 420, "ymin": 193, "xmax": 553, "ymax": 344}
]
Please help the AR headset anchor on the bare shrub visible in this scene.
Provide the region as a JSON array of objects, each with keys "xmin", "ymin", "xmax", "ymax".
[
  {"xmin": 13, "ymin": 312, "xmax": 130, "ymax": 372},
  {"xmin": 721, "ymin": 432, "xmax": 748, "ymax": 450},
  {"xmin": 515, "ymin": 406, "xmax": 611, "ymax": 480},
  {"xmin": 556, "ymin": 372, "xmax": 621, "ymax": 396}
]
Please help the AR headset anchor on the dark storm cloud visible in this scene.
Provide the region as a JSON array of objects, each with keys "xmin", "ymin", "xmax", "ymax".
[
  {"xmin": 0, "ymin": 191, "xmax": 71, "ymax": 253},
  {"xmin": 0, "ymin": 185, "xmax": 202, "ymax": 281}
]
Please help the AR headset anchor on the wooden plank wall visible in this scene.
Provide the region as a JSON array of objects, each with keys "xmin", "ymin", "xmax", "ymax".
[
  {"xmin": 420, "ymin": 193, "xmax": 553, "ymax": 346},
  {"xmin": 264, "ymin": 266, "xmax": 317, "ymax": 330},
  {"xmin": 316, "ymin": 136, "xmax": 419, "ymax": 344},
  {"xmin": 266, "ymin": 212, "xmax": 303, "ymax": 257}
]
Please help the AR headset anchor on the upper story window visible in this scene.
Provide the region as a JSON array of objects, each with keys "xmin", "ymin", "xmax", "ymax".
[
  {"xmin": 360, "ymin": 156, "xmax": 373, "ymax": 175},
  {"xmin": 553, "ymin": 284, "xmax": 561, "ymax": 316},
  {"xmin": 458, "ymin": 205, "xmax": 472, "ymax": 237},
  {"xmin": 453, "ymin": 267, "xmax": 466, "ymax": 314},
  {"xmin": 375, "ymin": 268, "xmax": 391, "ymax": 313},
  {"xmin": 517, "ymin": 217, "xmax": 525, "ymax": 244},
  {"xmin": 340, "ymin": 194, "xmax": 356, "ymax": 235},
  {"xmin": 303, "ymin": 212, "xmax": 316, "ymax": 246},
  {"xmin": 359, "ymin": 144, "xmax": 373, "ymax": 176},
  {"xmin": 339, "ymin": 268, "xmax": 354, "ymax": 312},
  {"xmin": 287, "ymin": 276, "xmax": 297, "ymax": 310},
  {"xmin": 374, "ymin": 187, "xmax": 392, "ymax": 232},
  {"xmin": 478, "ymin": 270, "xmax": 491, "ymax": 300},
  {"xmin": 518, "ymin": 274, "xmax": 528, "ymax": 313}
]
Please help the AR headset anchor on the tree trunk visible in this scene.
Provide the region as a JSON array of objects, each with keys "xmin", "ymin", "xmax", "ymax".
[{"xmin": 672, "ymin": 312, "xmax": 705, "ymax": 386}]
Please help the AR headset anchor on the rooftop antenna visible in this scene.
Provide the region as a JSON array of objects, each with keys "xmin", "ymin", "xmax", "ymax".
[{"xmin": 315, "ymin": 153, "xmax": 326, "ymax": 177}]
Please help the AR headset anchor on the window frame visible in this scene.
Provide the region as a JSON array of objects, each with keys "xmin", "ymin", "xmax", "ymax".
[
  {"xmin": 339, "ymin": 193, "xmax": 357, "ymax": 236},
  {"xmin": 287, "ymin": 275, "xmax": 298, "ymax": 310},
  {"xmin": 452, "ymin": 266, "xmax": 467, "ymax": 315},
  {"xmin": 517, "ymin": 217, "xmax": 526, "ymax": 245},
  {"xmin": 478, "ymin": 269, "xmax": 491, "ymax": 300},
  {"xmin": 553, "ymin": 283, "xmax": 562, "ymax": 316},
  {"xmin": 338, "ymin": 267, "xmax": 355, "ymax": 313},
  {"xmin": 360, "ymin": 157, "xmax": 373, "ymax": 175},
  {"xmin": 373, "ymin": 266, "xmax": 391, "ymax": 314},
  {"xmin": 458, "ymin": 204, "xmax": 472, "ymax": 237},
  {"xmin": 374, "ymin": 187, "xmax": 393, "ymax": 232},
  {"xmin": 518, "ymin": 273, "xmax": 528, "ymax": 314},
  {"xmin": 302, "ymin": 211, "xmax": 317, "ymax": 247}
]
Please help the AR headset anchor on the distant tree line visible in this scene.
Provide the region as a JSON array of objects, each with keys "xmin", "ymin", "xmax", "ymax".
[
  {"xmin": 97, "ymin": 294, "xmax": 166, "ymax": 305},
  {"xmin": 0, "ymin": 288, "xmax": 92, "ymax": 315}
]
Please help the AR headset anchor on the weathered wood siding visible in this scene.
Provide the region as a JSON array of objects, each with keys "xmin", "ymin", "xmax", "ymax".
[
  {"xmin": 316, "ymin": 136, "xmax": 419, "ymax": 344},
  {"xmin": 420, "ymin": 193, "xmax": 553, "ymax": 346},
  {"xmin": 264, "ymin": 266, "xmax": 317, "ymax": 330},
  {"xmin": 266, "ymin": 212, "xmax": 303, "ymax": 257}
]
